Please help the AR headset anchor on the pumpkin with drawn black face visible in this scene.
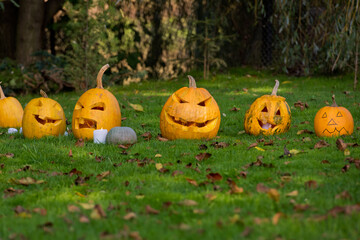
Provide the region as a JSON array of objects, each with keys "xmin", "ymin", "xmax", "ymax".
[
  {"xmin": 244, "ymin": 80, "xmax": 291, "ymax": 135},
  {"xmin": 314, "ymin": 95, "xmax": 353, "ymax": 137},
  {"xmin": 160, "ymin": 76, "xmax": 221, "ymax": 140},
  {"xmin": 72, "ymin": 64, "xmax": 121, "ymax": 140},
  {"xmin": 22, "ymin": 90, "xmax": 66, "ymax": 138}
]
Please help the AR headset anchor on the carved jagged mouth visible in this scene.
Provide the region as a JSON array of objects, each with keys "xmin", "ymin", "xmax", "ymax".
[
  {"xmin": 77, "ymin": 118, "xmax": 97, "ymax": 129},
  {"xmin": 258, "ymin": 120, "xmax": 276, "ymax": 130},
  {"xmin": 166, "ymin": 112, "xmax": 215, "ymax": 128},
  {"xmin": 322, "ymin": 127, "xmax": 349, "ymax": 135},
  {"xmin": 34, "ymin": 115, "xmax": 61, "ymax": 125}
]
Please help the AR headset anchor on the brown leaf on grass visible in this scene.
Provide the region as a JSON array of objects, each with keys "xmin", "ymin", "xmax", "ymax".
[
  {"xmin": 186, "ymin": 178, "xmax": 198, "ymax": 187},
  {"xmin": 75, "ymin": 176, "xmax": 90, "ymax": 186},
  {"xmin": 195, "ymin": 152, "xmax": 212, "ymax": 161},
  {"xmin": 211, "ymin": 142, "xmax": 230, "ymax": 149},
  {"xmin": 272, "ymin": 212, "xmax": 283, "ymax": 225},
  {"xmin": 171, "ymin": 170, "xmax": 184, "ymax": 177},
  {"xmin": 79, "ymin": 215, "xmax": 90, "ymax": 223},
  {"xmin": 267, "ymin": 189, "xmax": 280, "ymax": 202},
  {"xmin": 10, "ymin": 177, "xmax": 45, "ymax": 186},
  {"xmin": 157, "ymin": 134, "xmax": 168, "ymax": 142},
  {"xmin": 314, "ymin": 140, "xmax": 330, "ymax": 149},
  {"xmin": 335, "ymin": 191, "xmax": 352, "ymax": 200},
  {"xmin": 96, "ymin": 171, "xmax": 111, "ymax": 181},
  {"xmin": 68, "ymin": 149, "xmax": 73, "ymax": 157},
  {"xmin": 0, "ymin": 152, "xmax": 14, "ymax": 158},
  {"xmin": 91, "ymin": 204, "xmax": 106, "ymax": 219},
  {"xmin": 67, "ymin": 205, "xmax": 80, "ymax": 213},
  {"xmin": 123, "ymin": 212, "xmax": 137, "ymax": 220},
  {"xmin": 342, "ymin": 164, "xmax": 350, "ymax": 173},
  {"xmin": 321, "ymin": 160, "xmax": 330, "ymax": 164},
  {"xmin": 264, "ymin": 140, "xmax": 274, "ymax": 146},
  {"xmin": 239, "ymin": 171, "xmax": 247, "ymax": 179},
  {"xmin": 285, "ymin": 190, "xmax": 298, "ymax": 197},
  {"xmin": 305, "ymin": 180, "xmax": 317, "ymax": 189},
  {"xmin": 75, "ymin": 138, "xmax": 84, "ymax": 147},
  {"xmin": 206, "ymin": 173, "xmax": 223, "ymax": 182},
  {"xmin": 33, "ymin": 208, "xmax": 47, "ymax": 216},
  {"xmin": 141, "ymin": 132, "xmax": 152, "ymax": 141},
  {"xmin": 336, "ymin": 138, "xmax": 347, "ymax": 151},
  {"xmin": 205, "ymin": 193, "xmax": 217, "ymax": 201},
  {"xmin": 145, "ymin": 205, "xmax": 160, "ymax": 215},
  {"xmin": 178, "ymin": 199, "xmax": 198, "ymax": 206},
  {"xmin": 300, "ymin": 121, "xmax": 310, "ymax": 125},
  {"xmin": 67, "ymin": 168, "xmax": 82, "ymax": 177},
  {"xmin": 14, "ymin": 205, "xmax": 28, "ymax": 214},
  {"xmin": 294, "ymin": 101, "xmax": 309, "ymax": 111},
  {"xmin": 3, "ymin": 188, "xmax": 24, "ymax": 198},
  {"xmin": 302, "ymin": 137, "xmax": 312, "ymax": 142},
  {"xmin": 198, "ymin": 144, "xmax": 208, "ymax": 150},
  {"xmin": 247, "ymin": 142, "xmax": 258, "ymax": 150},
  {"xmin": 294, "ymin": 204, "xmax": 310, "ymax": 212},
  {"xmin": 241, "ymin": 227, "xmax": 252, "ymax": 237},
  {"xmin": 297, "ymin": 129, "xmax": 314, "ymax": 135},
  {"xmin": 256, "ymin": 183, "xmax": 269, "ymax": 193},
  {"xmin": 227, "ymin": 178, "xmax": 243, "ymax": 194},
  {"xmin": 230, "ymin": 107, "xmax": 241, "ymax": 111},
  {"xmin": 38, "ymin": 222, "xmax": 53, "ymax": 234}
]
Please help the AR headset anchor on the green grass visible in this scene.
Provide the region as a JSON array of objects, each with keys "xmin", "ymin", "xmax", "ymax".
[{"xmin": 1, "ymin": 67, "xmax": 359, "ymax": 240}]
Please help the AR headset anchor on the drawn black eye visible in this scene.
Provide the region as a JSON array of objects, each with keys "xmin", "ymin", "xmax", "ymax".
[{"xmin": 336, "ymin": 112, "xmax": 343, "ymax": 117}]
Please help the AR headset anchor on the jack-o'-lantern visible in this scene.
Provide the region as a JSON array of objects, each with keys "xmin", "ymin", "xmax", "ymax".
[
  {"xmin": 22, "ymin": 90, "xmax": 66, "ymax": 138},
  {"xmin": 160, "ymin": 75, "xmax": 221, "ymax": 140},
  {"xmin": 0, "ymin": 85, "xmax": 23, "ymax": 128},
  {"xmin": 314, "ymin": 95, "xmax": 353, "ymax": 137},
  {"xmin": 244, "ymin": 80, "xmax": 291, "ymax": 135},
  {"xmin": 72, "ymin": 64, "xmax": 121, "ymax": 140}
]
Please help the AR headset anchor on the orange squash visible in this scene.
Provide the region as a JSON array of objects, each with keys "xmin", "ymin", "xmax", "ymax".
[
  {"xmin": 160, "ymin": 75, "xmax": 221, "ymax": 140},
  {"xmin": 0, "ymin": 85, "xmax": 23, "ymax": 128},
  {"xmin": 314, "ymin": 95, "xmax": 353, "ymax": 137},
  {"xmin": 72, "ymin": 64, "xmax": 121, "ymax": 140},
  {"xmin": 22, "ymin": 90, "xmax": 66, "ymax": 138},
  {"xmin": 244, "ymin": 80, "xmax": 291, "ymax": 135}
]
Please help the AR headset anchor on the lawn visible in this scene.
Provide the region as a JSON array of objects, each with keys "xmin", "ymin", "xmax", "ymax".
[{"xmin": 0, "ymin": 67, "xmax": 359, "ymax": 240}]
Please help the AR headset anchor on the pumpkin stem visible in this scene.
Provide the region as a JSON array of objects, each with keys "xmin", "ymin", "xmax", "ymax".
[
  {"xmin": 271, "ymin": 80, "xmax": 280, "ymax": 96},
  {"xmin": 188, "ymin": 75, "xmax": 197, "ymax": 88},
  {"xmin": 0, "ymin": 85, "xmax": 5, "ymax": 99},
  {"xmin": 40, "ymin": 89, "xmax": 48, "ymax": 98},
  {"xmin": 96, "ymin": 64, "xmax": 110, "ymax": 89},
  {"xmin": 331, "ymin": 94, "xmax": 338, "ymax": 107}
]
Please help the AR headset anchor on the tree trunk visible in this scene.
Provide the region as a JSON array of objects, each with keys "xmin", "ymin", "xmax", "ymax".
[
  {"xmin": 0, "ymin": 2, "xmax": 19, "ymax": 59},
  {"xmin": 15, "ymin": 0, "xmax": 45, "ymax": 66}
]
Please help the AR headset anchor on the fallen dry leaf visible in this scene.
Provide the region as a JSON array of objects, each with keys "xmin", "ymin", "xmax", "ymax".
[
  {"xmin": 145, "ymin": 205, "xmax": 159, "ymax": 215},
  {"xmin": 10, "ymin": 177, "xmax": 45, "ymax": 186},
  {"xmin": 256, "ymin": 183, "xmax": 269, "ymax": 193},
  {"xmin": 335, "ymin": 191, "xmax": 352, "ymax": 200},
  {"xmin": 33, "ymin": 208, "xmax": 47, "ymax": 216},
  {"xmin": 227, "ymin": 178, "xmax": 243, "ymax": 194},
  {"xmin": 96, "ymin": 171, "xmax": 111, "ymax": 181},
  {"xmin": 336, "ymin": 138, "xmax": 347, "ymax": 151},
  {"xmin": 305, "ymin": 180, "xmax": 317, "ymax": 189},
  {"xmin": 297, "ymin": 129, "xmax": 314, "ymax": 135},
  {"xmin": 79, "ymin": 215, "xmax": 90, "ymax": 223},
  {"xmin": 157, "ymin": 134, "xmax": 169, "ymax": 142},
  {"xmin": 141, "ymin": 132, "xmax": 152, "ymax": 141},
  {"xmin": 267, "ymin": 189, "xmax": 280, "ymax": 202},
  {"xmin": 0, "ymin": 152, "xmax": 14, "ymax": 158},
  {"xmin": 195, "ymin": 152, "xmax": 212, "ymax": 161},
  {"xmin": 186, "ymin": 178, "xmax": 198, "ymax": 187},
  {"xmin": 123, "ymin": 212, "xmax": 137, "ymax": 220},
  {"xmin": 75, "ymin": 138, "xmax": 84, "ymax": 147},
  {"xmin": 285, "ymin": 190, "xmax": 298, "ymax": 197},
  {"xmin": 342, "ymin": 164, "xmax": 350, "ymax": 173},
  {"xmin": 68, "ymin": 149, "xmax": 73, "ymax": 157},
  {"xmin": 3, "ymin": 188, "xmax": 24, "ymax": 198},
  {"xmin": 247, "ymin": 142, "xmax": 258, "ymax": 150},
  {"xmin": 206, "ymin": 173, "xmax": 223, "ymax": 182},
  {"xmin": 128, "ymin": 102, "xmax": 144, "ymax": 112},
  {"xmin": 90, "ymin": 204, "xmax": 106, "ymax": 219},
  {"xmin": 67, "ymin": 205, "xmax": 80, "ymax": 213},
  {"xmin": 272, "ymin": 212, "xmax": 283, "ymax": 225},
  {"xmin": 314, "ymin": 140, "xmax": 330, "ymax": 149},
  {"xmin": 294, "ymin": 101, "xmax": 309, "ymax": 111},
  {"xmin": 178, "ymin": 199, "xmax": 198, "ymax": 206}
]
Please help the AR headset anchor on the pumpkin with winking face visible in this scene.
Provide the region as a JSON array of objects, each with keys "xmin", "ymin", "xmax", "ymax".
[
  {"xmin": 314, "ymin": 95, "xmax": 353, "ymax": 137},
  {"xmin": 160, "ymin": 75, "xmax": 221, "ymax": 140}
]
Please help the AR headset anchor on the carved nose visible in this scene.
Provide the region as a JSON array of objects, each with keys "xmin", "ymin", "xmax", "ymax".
[{"xmin": 327, "ymin": 119, "xmax": 337, "ymax": 126}]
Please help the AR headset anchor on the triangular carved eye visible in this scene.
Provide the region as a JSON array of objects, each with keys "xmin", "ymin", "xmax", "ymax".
[
  {"xmin": 261, "ymin": 106, "xmax": 268, "ymax": 112},
  {"xmin": 198, "ymin": 98, "xmax": 211, "ymax": 107},
  {"xmin": 276, "ymin": 109, "xmax": 281, "ymax": 115},
  {"xmin": 322, "ymin": 112, "xmax": 327, "ymax": 118},
  {"xmin": 336, "ymin": 112, "xmax": 343, "ymax": 117},
  {"xmin": 173, "ymin": 94, "xmax": 188, "ymax": 103}
]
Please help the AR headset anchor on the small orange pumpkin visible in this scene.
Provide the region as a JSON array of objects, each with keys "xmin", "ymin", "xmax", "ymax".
[
  {"xmin": 22, "ymin": 90, "xmax": 66, "ymax": 138},
  {"xmin": 244, "ymin": 80, "xmax": 291, "ymax": 135},
  {"xmin": 160, "ymin": 75, "xmax": 221, "ymax": 140},
  {"xmin": 314, "ymin": 95, "xmax": 353, "ymax": 137},
  {"xmin": 72, "ymin": 64, "xmax": 121, "ymax": 140},
  {"xmin": 0, "ymin": 85, "xmax": 23, "ymax": 128}
]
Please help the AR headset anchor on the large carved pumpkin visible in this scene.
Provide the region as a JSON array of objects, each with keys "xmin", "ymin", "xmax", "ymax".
[
  {"xmin": 22, "ymin": 90, "xmax": 66, "ymax": 138},
  {"xmin": 160, "ymin": 75, "xmax": 221, "ymax": 140},
  {"xmin": 244, "ymin": 80, "xmax": 291, "ymax": 135},
  {"xmin": 72, "ymin": 64, "xmax": 121, "ymax": 140},
  {"xmin": 0, "ymin": 85, "xmax": 23, "ymax": 128},
  {"xmin": 314, "ymin": 95, "xmax": 353, "ymax": 137}
]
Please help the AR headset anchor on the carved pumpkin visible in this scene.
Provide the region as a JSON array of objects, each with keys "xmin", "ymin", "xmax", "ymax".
[
  {"xmin": 0, "ymin": 85, "xmax": 23, "ymax": 128},
  {"xmin": 244, "ymin": 80, "xmax": 291, "ymax": 135},
  {"xmin": 22, "ymin": 90, "xmax": 66, "ymax": 138},
  {"xmin": 314, "ymin": 95, "xmax": 353, "ymax": 137},
  {"xmin": 72, "ymin": 64, "xmax": 121, "ymax": 140},
  {"xmin": 160, "ymin": 75, "xmax": 221, "ymax": 140}
]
